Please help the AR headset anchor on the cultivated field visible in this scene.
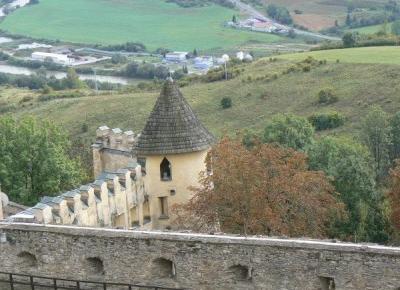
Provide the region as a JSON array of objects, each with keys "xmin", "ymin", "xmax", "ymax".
[
  {"xmin": 264, "ymin": 0, "xmax": 347, "ymax": 31},
  {"xmin": 0, "ymin": 0, "xmax": 286, "ymax": 51},
  {"xmin": 263, "ymin": 0, "xmax": 389, "ymax": 31},
  {"xmin": 278, "ymin": 46, "xmax": 400, "ymax": 65},
  {"xmin": 3, "ymin": 47, "xmax": 400, "ymax": 140}
]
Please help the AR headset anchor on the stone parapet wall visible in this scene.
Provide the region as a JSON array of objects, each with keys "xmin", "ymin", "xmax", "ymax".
[
  {"xmin": 6, "ymin": 165, "xmax": 146, "ymax": 229},
  {"xmin": 0, "ymin": 223, "xmax": 400, "ymax": 290}
]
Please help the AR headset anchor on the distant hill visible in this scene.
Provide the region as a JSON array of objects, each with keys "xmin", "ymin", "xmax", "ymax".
[
  {"xmin": 277, "ymin": 46, "xmax": 400, "ymax": 65},
  {"xmin": 2, "ymin": 46, "xmax": 400, "ymax": 140}
]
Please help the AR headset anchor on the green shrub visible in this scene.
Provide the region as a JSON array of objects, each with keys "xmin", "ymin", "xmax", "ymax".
[
  {"xmin": 221, "ymin": 97, "xmax": 232, "ymax": 109},
  {"xmin": 308, "ymin": 112, "xmax": 345, "ymax": 131},
  {"xmin": 317, "ymin": 88, "xmax": 338, "ymax": 104},
  {"xmin": 81, "ymin": 123, "xmax": 89, "ymax": 133},
  {"xmin": 19, "ymin": 96, "xmax": 33, "ymax": 103}
]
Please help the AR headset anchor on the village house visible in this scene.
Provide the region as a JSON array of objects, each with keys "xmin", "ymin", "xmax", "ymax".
[{"xmin": 165, "ymin": 51, "xmax": 188, "ymax": 63}]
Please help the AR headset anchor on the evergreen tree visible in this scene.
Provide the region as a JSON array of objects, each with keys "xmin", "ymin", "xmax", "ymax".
[{"xmin": 345, "ymin": 13, "xmax": 352, "ymax": 26}]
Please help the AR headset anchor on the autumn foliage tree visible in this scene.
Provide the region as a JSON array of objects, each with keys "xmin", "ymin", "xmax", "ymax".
[{"xmin": 174, "ymin": 136, "xmax": 345, "ymax": 238}]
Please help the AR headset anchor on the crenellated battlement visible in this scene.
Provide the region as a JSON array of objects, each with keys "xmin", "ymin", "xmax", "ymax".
[
  {"xmin": 92, "ymin": 125, "xmax": 139, "ymax": 179},
  {"xmin": 6, "ymin": 163, "xmax": 147, "ymax": 229},
  {"xmin": 94, "ymin": 125, "xmax": 137, "ymax": 152}
]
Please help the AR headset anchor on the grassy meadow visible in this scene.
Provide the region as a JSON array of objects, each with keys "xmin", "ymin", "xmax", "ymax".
[
  {"xmin": 3, "ymin": 47, "xmax": 400, "ymax": 142},
  {"xmin": 277, "ymin": 46, "xmax": 400, "ymax": 65},
  {"xmin": 0, "ymin": 0, "xmax": 285, "ymax": 51},
  {"xmin": 349, "ymin": 22, "xmax": 389, "ymax": 34}
]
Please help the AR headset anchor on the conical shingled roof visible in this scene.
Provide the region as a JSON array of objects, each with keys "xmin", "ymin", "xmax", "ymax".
[{"xmin": 136, "ymin": 79, "xmax": 215, "ymax": 155}]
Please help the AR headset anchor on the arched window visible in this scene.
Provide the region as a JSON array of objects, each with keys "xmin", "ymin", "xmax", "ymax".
[
  {"xmin": 152, "ymin": 258, "xmax": 176, "ymax": 278},
  {"xmin": 160, "ymin": 158, "xmax": 172, "ymax": 181},
  {"xmin": 86, "ymin": 257, "xmax": 105, "ymax": 275},
  {"xmin": 17, "ymin": 251, "xmax": 37, "ymax": 267}
]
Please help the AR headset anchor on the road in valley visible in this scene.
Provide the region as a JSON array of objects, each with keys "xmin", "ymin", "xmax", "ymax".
[{"xmin": 229, "ymin": 0, "xmax": 341, "ymax": 41}]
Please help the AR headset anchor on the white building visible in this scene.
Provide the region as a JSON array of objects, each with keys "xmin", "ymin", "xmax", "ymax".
[
  {"xmin": 165, "ymin": 52, "xmax": 188, "ymax": 63},
  {"xmin": 236, "ymin": 51, "xmax": 253, "ymax": 62},
  {"xmin": 31, "ymin": 52, "xmax": 73, "ymax": 65},
  {"xmin": 236, "ymin": 51, "xmax": 245, "ymax": 60},
  {"xmin": 194, "ymin": 56, "xmax": 213, "ymax": 70},
  {"xmin": 18, "ymin": 42, "xmax": 52, "ymax": 50}
]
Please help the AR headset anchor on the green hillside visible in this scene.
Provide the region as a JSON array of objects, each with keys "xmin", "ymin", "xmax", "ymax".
[
  {"xmin": 3, "ymin": 47, "xmax": 400, "ymax": 141},
  {"xmin": 0, "ymin": 0, "xmax": 285, "ymax": 51},
  {"xmin": 277, "ymin": 46, "xmax": 400, "ymax": 65},
  {"xmin": 349, "ymin": 23, "xmax": 388, "ymax": 34}
]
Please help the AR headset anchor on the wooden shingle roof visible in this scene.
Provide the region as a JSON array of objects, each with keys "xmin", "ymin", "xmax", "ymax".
[{"xmin": 136, "ymin": 79, "xmax": 215, "ymax": 155}]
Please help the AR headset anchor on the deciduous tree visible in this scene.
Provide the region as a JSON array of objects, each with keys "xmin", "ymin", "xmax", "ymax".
[
  {"xmin": 360, "ymin": 106, "xmax": 391, "ymax": 181},
  {"xmin": 308, "ymin": 136, "xmax": 388, "ymax": 243},
  {"xmin": 0, "ymin": 116, "xmax": 86, "ymax": 205},
  {"xmin": 387, "ymin": 161, "xmax": 400, "ymax": 240},
  {"xmin": 174, "ymin": 137, "xmax": 345, "ymax": 238},
  {"xmin": 263, "ymin": 114, "xmax": 314, "ymax": 151}
]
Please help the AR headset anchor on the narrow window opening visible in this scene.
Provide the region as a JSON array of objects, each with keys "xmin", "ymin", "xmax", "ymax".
[
  {"xmin": 159, "ymin": 196, "xmax": 169, "ymax": 219},
  {"xmin": 160, "ymin": 158, "xmax": 172, "ymax": 181},
  {"xmin": 152, "ymin": 258, "xmax": 176, "ymax": 278},
  {"xmin": 86, "ymin": 257, "xmax": 104, "ymax": 275},
  {"xmin": 17, "ymin": 251, "xmax": 37, "ymax": 267},
  {"xmin": 319, "ymin": 276, "xmax": 335, "ymax": 290}
]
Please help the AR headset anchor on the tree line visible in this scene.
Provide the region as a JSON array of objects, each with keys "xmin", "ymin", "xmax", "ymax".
[{"xmin": 175, "ymin": 107, "xmax": 400, "ymax": 245}]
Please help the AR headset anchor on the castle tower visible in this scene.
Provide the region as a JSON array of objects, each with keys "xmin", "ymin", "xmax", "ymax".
[{"xmin": 136, "ymin": 78, "xmax": 215, "ymax": 229}]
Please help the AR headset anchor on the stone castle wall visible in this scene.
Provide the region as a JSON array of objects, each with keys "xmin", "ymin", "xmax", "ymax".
[
  {"xmin": 92, "ymin": 126, "xmax": 137, "ymax": 178},
  {"xmin": 0, "ymin": 223, "xmax": 400, "ymax": 290}
]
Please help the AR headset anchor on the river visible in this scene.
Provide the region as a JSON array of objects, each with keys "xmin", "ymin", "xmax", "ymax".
[
  {"xmin": 0, "ymin": 64, "xmax": 132, "ymax": 85},
  {"xmin": 0, "ymin": 0, "xmax": 30, "ymax": 17}
]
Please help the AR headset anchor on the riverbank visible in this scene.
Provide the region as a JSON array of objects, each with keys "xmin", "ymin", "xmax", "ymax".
[{"xmin": 0, "ymin": 62, "xmax": 137, "ymax": 85}]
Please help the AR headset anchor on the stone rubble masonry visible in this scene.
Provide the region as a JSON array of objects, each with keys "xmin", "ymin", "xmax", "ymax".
[
  {"xmin": 0, "ymin": 222, "xmax": 400, "ymax": 290},
  {"xmin": 92, "ymin": 125, "xmax": 137, "ymax": 178}
]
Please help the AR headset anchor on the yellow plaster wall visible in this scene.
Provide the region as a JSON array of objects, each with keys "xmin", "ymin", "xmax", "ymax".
[{"xmin": 143, "ymin": 150, "xmax": 208, "ymax": 229}]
